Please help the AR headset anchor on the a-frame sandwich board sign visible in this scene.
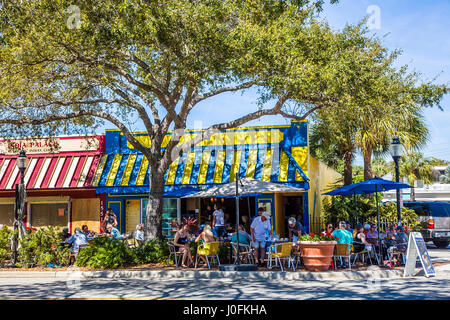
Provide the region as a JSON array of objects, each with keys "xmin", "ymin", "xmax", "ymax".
[{"xmin": 403, "ymin": 232, "xmax": 435, "ymax": 277}]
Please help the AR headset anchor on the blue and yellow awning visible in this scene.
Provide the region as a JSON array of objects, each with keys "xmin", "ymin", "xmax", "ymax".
[
  {"xmin": 94, "ymin": 146, "xmax": 308, "ymax": 194},
  {"xmin": 95, "ymin": 122, "xmax": 310, "ymax": 194}
]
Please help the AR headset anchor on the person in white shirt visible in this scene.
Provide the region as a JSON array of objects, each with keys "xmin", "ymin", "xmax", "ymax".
[
  {"xmin": 250, "ymin": 212, "xmax": 272, "ymax": 266},
  {"xmin": 212, "ymin": 204, "xmax": 226, "ymax": 239},
  {"xmin": 135, "ymin": 224, "xmax": 145, "ymax": 245}
]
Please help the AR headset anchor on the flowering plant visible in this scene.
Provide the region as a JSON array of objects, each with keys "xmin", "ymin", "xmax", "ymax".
[{"xmin": 297, "ymin": 233, "xmax": 338, "ymax": 242}]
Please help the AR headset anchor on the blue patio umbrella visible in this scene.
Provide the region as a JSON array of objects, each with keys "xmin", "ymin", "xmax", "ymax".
[
  {"xmin": 323, "ymin": 184, "xmax": 362, "ymax": 224},
  {"xmin": 324, "ymin": 177, "xmax": 412, "ymax": 264}
]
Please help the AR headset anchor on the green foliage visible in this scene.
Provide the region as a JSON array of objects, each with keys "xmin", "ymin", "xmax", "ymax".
[
  {"xmin": 0, "ymin": 226, "xmax": 12, "ymax": 265},
  {"xmin": 323, "ymin": 195, "xmax": 420, "ymax": 231},
  {"xmin": 17, "ymin": 227, "xmax": 70, "ymax": 268},
  {"xmin": 439, "ymin": 166, "xmax": 450, "ymax": 184},
  {"xmin": 75, "ymin": 237, "xmax": 135, "ymax": 269},
  {"xmin": 134, "ymin": 239, "xmax": 170, "ymax": 264},
  {"xmin": 378, "ymin": 202, "xmax": 420, "ymax": 231}
]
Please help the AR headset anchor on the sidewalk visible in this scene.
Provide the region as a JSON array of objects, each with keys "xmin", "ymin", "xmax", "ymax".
[{"xmin": 1, "ymin": 263, "xmax": 449, "ymax": 281}]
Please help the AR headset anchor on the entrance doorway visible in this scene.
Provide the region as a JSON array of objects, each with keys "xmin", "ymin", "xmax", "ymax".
[
  {"xmin": 283, "ymin": 195, "xmax": 303, "ymax": 238},
  {"xmin": 199, "ymin": 196, "xmax": 254, "ymax": 234}
]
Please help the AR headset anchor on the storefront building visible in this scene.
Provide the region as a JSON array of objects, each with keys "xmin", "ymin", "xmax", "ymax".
[
  {"xmin": 93, "ymin": 121, "xmax": 340, "ymax": 237},
  {"xmin": 0, "ymin": 135, "xmax": 105, "ymax": 233}
]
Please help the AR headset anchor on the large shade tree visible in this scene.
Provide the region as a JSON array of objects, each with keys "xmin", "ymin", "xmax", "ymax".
[{"xmin": 0, "ymin": 0, "xmax": 407, "ymax": 239}]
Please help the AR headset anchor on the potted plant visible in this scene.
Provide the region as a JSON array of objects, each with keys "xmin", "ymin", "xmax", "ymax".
[{"xmin": 296, "ymin": 233, "xmax": 338, "ymax": 271}]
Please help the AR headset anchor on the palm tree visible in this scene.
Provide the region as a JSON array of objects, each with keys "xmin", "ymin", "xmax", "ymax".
[
  {"xmin": 356, "ymin": 101, "xmax": 429, "ymax": 181},
  {"xmin": 392, "ymin": 152, "xmax": 433, "ymax": 200}
]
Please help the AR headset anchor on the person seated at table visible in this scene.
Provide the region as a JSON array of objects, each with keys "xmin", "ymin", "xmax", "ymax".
[
  {"xmin": 173, "ymin": 224, "xmax": 193, "ymax": 268},
  {"xmin": 61, "ymin": 227, "xmax": 72, "ymax": 242},
  {"xmin": 195, "ymin": 224, "xmax": 215, "ymax": 243},
  {"xmin": 105, "ymin": 223, "xmax": 122, "ymax": 239},
  {"xmin": 321, "ymin": 222, "xmax": 334, "ymax": 237},
  {"xmin": 287, "ymin": 217, "xmax": 304, "ymax": 243},
  {"xmin": 386, "ymin": 226, "xmax": 409, "ymax": 266},
  {"xmin": 353, "ymin": 224, "xmax": 374, "ymax": 254},
  {"xmin": 383, "ymin": 224, "xmax": 397, "ymax": 249},
  {"xmin": 331, "ymin": 221, "xmax": 353, "ymax": 250},
  {"xmin": 66, "ymin": 227, "xmax": 88, "ymax": 265},
  {"xmin": 135, "ymin": 224, "xmax": 145, "ymax": 245},
  {"xmin": 231, "ymin": 225, "xmax": 252, "ymax": 246},
  {"xmin": 345, "ymin": 221, "xmax": 353, "ymax": 235},
  {"xmin": 251, "ymin": 212, "xmax": 272, "ymax": 267},
  {"xmin": 363, "ymin": 223, "xmax": 371, "ymax": 236},
  {"xmin": 81, "ymin": 224, "xmax": 96, "ymax": 237},
  {"xmin": 367, "ymin": 224, "xmax": 379, "ymax": 239}
]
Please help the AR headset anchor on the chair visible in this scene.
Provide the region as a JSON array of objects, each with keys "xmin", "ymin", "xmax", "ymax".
[
  {"xmin": 269, "ymin": 242, "xmax": 295, "ymax": 272},
  {"xmin": 333, "ymin": 243, "xmax": 351, "ymax": 270},
  {"xmin": 291, "ymin": 244, "xmax": 303, "ymax": 269},
  {"xmin": 231, "ymin": 243, "xmax": 254, "ymax": 264},
  {"xmin": 387, "ymin": 247, "xmax": 406, "ymax": 267},
  {"xmin": 352, "ymin": 244, "xmax": 379, "ymax": 266},
  {"xmin": 195, "ymin": 242, "xmax": 221, "ymax": 269},
  {"xmin": 69, "ymin": 243, "xmax": 88, "ymax": 265},
  {"xmin": 167, "ymin": 242, "xmax": 183, "ymax": 267}
]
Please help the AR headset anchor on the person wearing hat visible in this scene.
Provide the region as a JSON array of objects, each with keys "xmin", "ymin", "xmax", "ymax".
[
  {"xmin": 61, "ymin": 227, "xmax": 72, "ymax": 242},
  {"xmin": 250, "ymin": 211, "xmax": 272, "ymax": 266},
  {"xmin": 287, "ymin": 217, "xmax": 304, "ymax": 243}
]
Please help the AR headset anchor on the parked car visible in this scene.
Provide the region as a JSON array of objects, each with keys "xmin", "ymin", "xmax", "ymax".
[{"xmin": 403, "ymin": 201, "xmax": 450, "ymax": 248}]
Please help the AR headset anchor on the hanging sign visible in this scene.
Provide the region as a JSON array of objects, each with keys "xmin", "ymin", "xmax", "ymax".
[{"xmin": 403, "ymin": 232, "xmax": 435, "ymax": 277}]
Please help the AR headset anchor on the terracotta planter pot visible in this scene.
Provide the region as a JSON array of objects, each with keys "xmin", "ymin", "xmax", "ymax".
[{"xmin": 297, "ymin": 241, "xmax": 336, "ymax": 271}]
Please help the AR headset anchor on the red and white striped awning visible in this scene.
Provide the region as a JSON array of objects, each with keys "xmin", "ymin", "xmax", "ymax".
[{"xmin": 0, "ymin": 155, "xmax": 100, "ymax": 190}]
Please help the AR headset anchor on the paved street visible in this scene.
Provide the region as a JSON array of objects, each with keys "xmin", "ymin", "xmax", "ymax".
[{"xmin": 0, "ymin": 245, "xmax": 448, "ymax": 300}]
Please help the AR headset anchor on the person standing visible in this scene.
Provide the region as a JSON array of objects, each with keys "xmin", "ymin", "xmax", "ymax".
[
  {"xmin": 287, "ymin": 217, "xmax": 304, "ymax": 242},
  {"xmin": 251, "ymin": 212, "xmax": 272, "ymax": 266},
  {"xmin": 102, "ymin": 208, "xmax": 118, "ymax": 231},
  {"xmin": 212, "ymin": 204, "xmax": 226, "ymax": 239}
]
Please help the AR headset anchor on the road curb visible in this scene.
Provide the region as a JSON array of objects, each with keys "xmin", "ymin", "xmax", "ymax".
[{"xmin": 0, "ymin": 268, "xmax": 405, "ymax": 281}]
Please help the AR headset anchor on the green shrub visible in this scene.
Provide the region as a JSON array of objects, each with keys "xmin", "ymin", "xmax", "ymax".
[
  {"xmin": 17, "ymin": 227, "xmax": 70, "ymax": 267},
  {"xmin": 134, "ymin": 239, "xmax": 170, "ymax": 264},
  {"xmin": 0, "ymin": 226, "xmax": 12, "ymax": 266},
  {"xmin": 75, "ymin": 237, "xmax": 135, "ymax": 269}
]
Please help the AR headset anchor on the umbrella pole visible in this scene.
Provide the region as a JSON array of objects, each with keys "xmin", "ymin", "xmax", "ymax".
[
  {"xmin": 375, "ymin": 186, "xmax": 382, "ymax": 265},
  {"xmin": 235, "ymin": 172, "xmax": 240, "ymax": 265},
  {"xmin": 354, "ymin": 193, "xmax": 358, "ymax": 225}
]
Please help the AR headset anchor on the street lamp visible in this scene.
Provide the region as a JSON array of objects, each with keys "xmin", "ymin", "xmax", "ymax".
[
  {"xmin": 17, "ymin": 150, "xmax": 28, "ymax": 183},
  {"xmin": 390, "ymin": 136, "xmax": 403, "ymax": 226},
  {"xmin": 11, "ymin": 150, "xmax": 28, "ymax": 266}
]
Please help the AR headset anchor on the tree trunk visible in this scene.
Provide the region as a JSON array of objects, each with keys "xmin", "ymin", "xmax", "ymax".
[
  {"xmin": 144, "ymin": 169, "xmax": 165, "ymax": 240},
  {"xmin": 363, "ymin": 146, "xmax": 373, "ymax": 181},
  {"xmin": 343, "ymin": 150, "xmax": 353, "ymax": 185}
]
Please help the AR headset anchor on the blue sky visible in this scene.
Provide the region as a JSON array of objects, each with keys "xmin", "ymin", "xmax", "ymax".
[{"xmin": 107, "ymin": 0, "xmax": 450, "ymax": 164}]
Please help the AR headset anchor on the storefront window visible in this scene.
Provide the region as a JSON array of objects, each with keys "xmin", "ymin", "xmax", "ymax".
[
  {"xmin": 141, "ymin": 198, "xmax": 178, "ymax": 239},
  {"xmin": 0, "ymin": 204, "xmax": 14, "ymax": 227},
  {"xmin": 30, "ymin": 203, "xmax": 69, "ymax": 228}
]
